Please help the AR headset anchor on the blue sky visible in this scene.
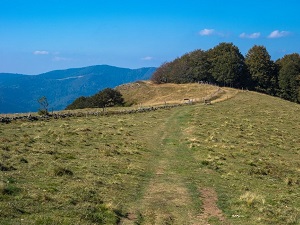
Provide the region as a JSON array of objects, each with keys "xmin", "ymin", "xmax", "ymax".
[{"xmin": 1, "ymin": 0, "xmax": 299, "ymax": 74}]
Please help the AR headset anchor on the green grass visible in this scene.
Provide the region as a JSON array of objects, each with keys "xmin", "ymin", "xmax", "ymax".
[
  {"xmin": 1, "ymin": 88, "xmax": 300, "ymax": 224},
  {"xmin": 185, "ymin": 91, "xmax": 300, "ymax": 224}
]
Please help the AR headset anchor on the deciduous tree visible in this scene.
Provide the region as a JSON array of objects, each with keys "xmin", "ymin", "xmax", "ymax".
[
  {"xmin": 277, "ymin": 53, "xmax": 300, "ymax": 102},
  {"xmin": 151, "ymin": 49, "xmax": 212, "ymax": 84},
  {"xmin": 65, "ymin": 96, "xmax": 91, "ymax": 110},
  {"xmin": 207, "ymin": 42, "xmax": 247, "ymax": 87},
  {"xmin": 65, "ymin": 88, "xmax": 124, "ymax": 110},
  {"xmin": 37, "ymin": 96, "xmax": 49, "ymax": 115},
  {"xmin": 92, "ymin": 88, "xmax": 124, "ymax": 109},
  {"xmin": 245, "ymin": 45, "xmax": 277, "ymax": 94},
  {"xmin": 186, "ymin": 50, "xmax": 212, "ymax": 83},
  {"xmin": 151, "ymin": 62, "xmax": 172, "ymax": 83}
]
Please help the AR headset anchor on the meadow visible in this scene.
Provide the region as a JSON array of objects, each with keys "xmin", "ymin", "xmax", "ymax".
[{"xmin": 0, "ymin": 83, "xmax": 300, "ymax": 224}]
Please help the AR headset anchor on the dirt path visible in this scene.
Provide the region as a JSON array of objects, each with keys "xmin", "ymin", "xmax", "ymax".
[
  {"xmin": 120, "ymin": 107, "xmax": 230, "ymax": 225},
  {"xmin": 197, "ymin": 188, "xmax": 230, "ymax": 225}
]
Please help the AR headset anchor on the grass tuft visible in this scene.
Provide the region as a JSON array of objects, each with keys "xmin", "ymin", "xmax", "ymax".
[
  {"xmin": 85, "ymin": 204, "xmax": 120, "ymax": 224},
  {"xmin": 239, "ymin": 191, "xmax": 265, "ymax": 208},
  {"xmin": 1, "ymin": 183, "xmax": 21, "ymax": 196},
  {"xmin": 53, "ymin": 167, "xmax": 74, "ymax": 176}
]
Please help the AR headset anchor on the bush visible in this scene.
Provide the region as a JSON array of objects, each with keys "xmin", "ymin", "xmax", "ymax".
[
  {"xmin": 38, "ymin": 109, "xmax": 49, "ymax": 116},
  {"xmin": 66, "ymin": 88, "xmax": 124, "ymax": 110}
]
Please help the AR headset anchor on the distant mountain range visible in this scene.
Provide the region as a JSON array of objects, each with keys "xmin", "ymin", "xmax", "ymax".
[{"xmin": 0, "ymin": 65, "xmax": 156, "ymax": 113}]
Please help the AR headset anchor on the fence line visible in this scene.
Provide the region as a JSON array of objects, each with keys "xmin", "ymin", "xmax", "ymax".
[
  {"xmin": 1, "ymin": 87, "xmax": 224, "ymax": 124},
  {"xmin": 0, "ymin": 103, "xmax": 193, "ymax": 124}
]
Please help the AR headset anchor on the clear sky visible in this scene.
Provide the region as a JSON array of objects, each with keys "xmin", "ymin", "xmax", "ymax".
[{"xmin": 1, "ymin": 0, "xmax": 299, "ymax": 74}]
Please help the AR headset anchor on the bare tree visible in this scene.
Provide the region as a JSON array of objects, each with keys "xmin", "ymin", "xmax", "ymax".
[{"xmin": 37, "ymin": 96, "xmax": 49, "ymax": 115}]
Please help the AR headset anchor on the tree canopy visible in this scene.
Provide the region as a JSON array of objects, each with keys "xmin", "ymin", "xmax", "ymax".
[
  {"xmin": 277, "ymin": 53, "xmax": 300, "ymax": 102},
  {"xmin": 151, "ymin": 43, "xmax": 249, "ymax": 87},
  {"xmin": 151, "ymin": 50, "xmax": 212, "ymax": 84},
  {"xmin": 207, "ymin": 42, "xmax": 248, "ymax": 87},
  {"xmin": 151, "ymin": 42, "xmax": 300, "ymax": 103},
  {"xmin": 245, "ymin": 45, "xmax": 277, "ymax": 95},
  {"xmin": 66, "ymin": 88, "xmax": 124, "ymax": 110}
]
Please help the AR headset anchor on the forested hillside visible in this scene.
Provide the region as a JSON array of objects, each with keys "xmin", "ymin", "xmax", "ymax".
[
  {"xmin": 151, "ymin": 43, "xmax": 300, "ymax": 103},
  {"xmin": 0, "ymin": 65, "xmax": 156, "ymax": 113}
]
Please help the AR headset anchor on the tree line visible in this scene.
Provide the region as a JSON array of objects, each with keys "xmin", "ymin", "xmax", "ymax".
[
  {"xmin": 151, "ymin": 43, "xmax": 300, "ymax": 103},
  {"xmin": 66, "ymin": 88, "xmax": 124, "ymax": 110}
]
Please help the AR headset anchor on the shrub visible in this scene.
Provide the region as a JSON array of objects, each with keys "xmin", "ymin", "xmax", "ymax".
[
  {"xmin": 38, "ymin": 109, "xmax": 49, "ymax": 116},
  {"xmin": 66, "ymin": 88, "xmax": 124, "ymax": 110}
]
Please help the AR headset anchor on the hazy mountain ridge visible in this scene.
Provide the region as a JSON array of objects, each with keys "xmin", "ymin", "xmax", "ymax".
[{"xmin": 0, "ymin": 65, "xmax": 156, "ymax": 113}]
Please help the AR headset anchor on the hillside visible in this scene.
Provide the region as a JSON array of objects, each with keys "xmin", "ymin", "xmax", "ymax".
[
  {"xmin": 151, "ymin": 44, "xmax": 300, "ymax": 104},
  {"xmin": 0, "ymin": 84, "xmax": 299, "ymax": 224},
  {"xmin": 0, "ymin": 65, "xmax": 156, "ymax": 113},
  {"xmin": 116, "ymin": 80, "xmax": 238, "ymax": 106}
]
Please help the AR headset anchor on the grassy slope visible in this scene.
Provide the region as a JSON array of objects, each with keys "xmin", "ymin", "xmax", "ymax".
[
  {"xmin": 1, "ymin": 84, "xmax": 300, "ymax": 224},
  {"xmin": 116, "ymin": 81, "xmax": 236, "ymax": 106}
]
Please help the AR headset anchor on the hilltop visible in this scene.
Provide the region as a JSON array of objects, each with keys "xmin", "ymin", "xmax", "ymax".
[
  {"xmin": 0, "ymin": 65, "xmax": 156, "ymax": 113},
  {"xmin": 116, "ymin": 80, "xmax": 238, "ymax": 106}
]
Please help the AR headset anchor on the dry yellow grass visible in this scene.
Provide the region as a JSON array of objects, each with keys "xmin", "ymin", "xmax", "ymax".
[
  {"xmin": 0, "ymin": 82, "xmax": 238, "ymax": 118},
  {"xmin": 116, "ymin": 80, "xmax": 238, "ymax": 106}
]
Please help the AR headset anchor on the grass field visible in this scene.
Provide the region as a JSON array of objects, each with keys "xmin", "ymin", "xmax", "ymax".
[
  {"xmin": 1, "ymin": 84, "xmax": 300, "ymax": 224},
  {"xmin": 116, "ymin": 81, "xmax": 235, "ymax": 106}
]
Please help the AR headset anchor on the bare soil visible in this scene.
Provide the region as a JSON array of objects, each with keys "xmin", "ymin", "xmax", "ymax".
[{"xmin": 196, "ymin": 188, "xmax": 231, "ymax": 225}]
